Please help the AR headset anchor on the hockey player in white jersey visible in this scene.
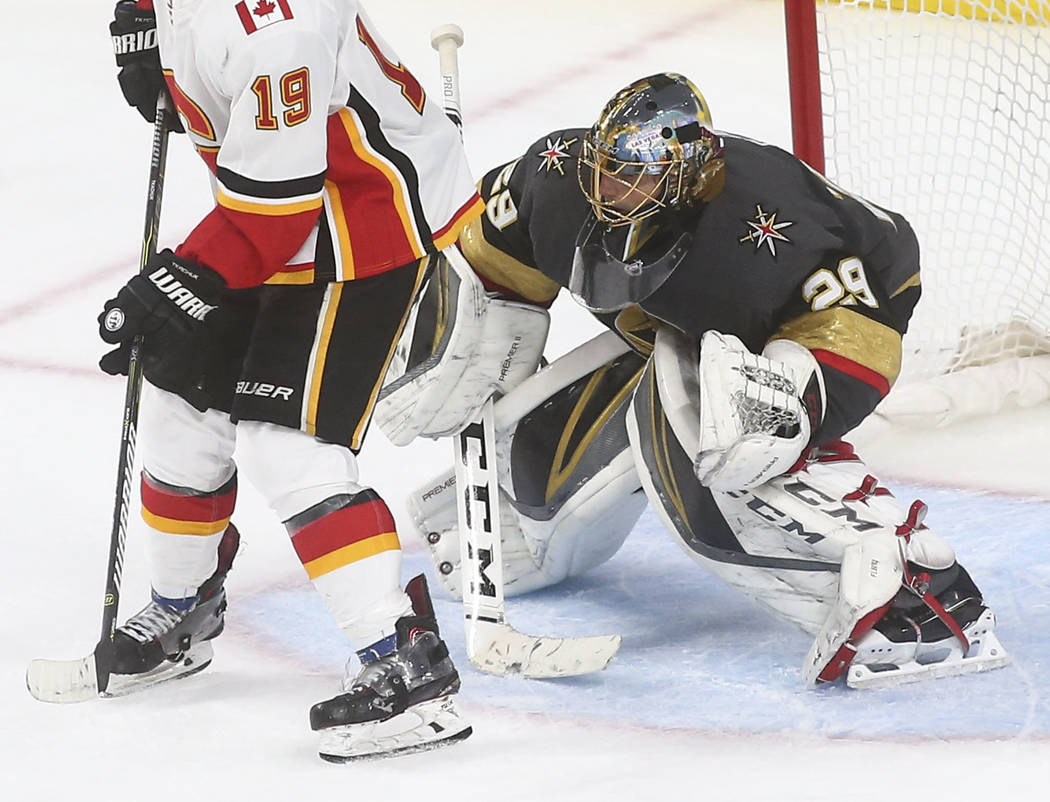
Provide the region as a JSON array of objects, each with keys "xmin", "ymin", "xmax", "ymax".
[
  {"xmin": 375, "ymin": 73, "xmax": 1010, "ymax": 689},
  {"xmin": 89, "ymin": 0, "xmax": 482, "ymax": 760}
]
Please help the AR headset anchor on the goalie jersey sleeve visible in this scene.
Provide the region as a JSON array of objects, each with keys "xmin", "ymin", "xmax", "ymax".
[{"xmin": 154, "ymin": 0, "xmax": 482, "ymax": 288}]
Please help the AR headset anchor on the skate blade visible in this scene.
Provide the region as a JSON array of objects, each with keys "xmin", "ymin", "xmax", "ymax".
[
  {"xmin": 26, "ymin": 642, "xmax": 214, "ymax": 703},
  {"xmin": 318, "ymin": 695, "xmax": 471, "ymax": 763},
  {"xmin": 847, "ymin": 617, "xmax": 1011, "ymax": 690},
  {"xmin": 103, "ymin": 642, "xmax": 215, "ymax": 698}
]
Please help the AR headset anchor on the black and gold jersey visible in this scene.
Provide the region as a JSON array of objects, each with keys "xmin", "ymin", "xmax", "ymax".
[{"xmin": 459, "ymin": 129, "xmax": 923, "ymax": 443}]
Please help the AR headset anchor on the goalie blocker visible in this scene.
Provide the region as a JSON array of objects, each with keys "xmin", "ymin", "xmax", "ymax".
[{"xmin": 405, "ymin": 325, "xmax": 1010, "ymax": 688}]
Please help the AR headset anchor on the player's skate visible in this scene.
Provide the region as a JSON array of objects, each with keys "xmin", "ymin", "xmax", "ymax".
[
  {"xmin": 310, "ymin": 574, "xmax": 471, "ymax": 762},
  {"xmin": 104, "ymin": 524, "xmax": 240, "ymax": 696},
  {"xmin": 846, "ymin": 564, "xmax": 1011, "ymax": 689}
]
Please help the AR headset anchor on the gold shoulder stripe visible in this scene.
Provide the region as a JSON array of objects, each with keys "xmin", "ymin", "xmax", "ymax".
[
  {"xmin": 459, "ymin": 217, "xmax": 560, "ymax": 304},
  {"xmin": 772, "ymin": 308, "xmax": 902, "ymax": 385},
  {"xmin": 891, "ymin": 271, "xmax": 921, "ymax": 298}
]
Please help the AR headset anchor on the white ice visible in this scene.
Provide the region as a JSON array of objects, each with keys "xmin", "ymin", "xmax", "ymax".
[{"xmin": 2, "ymin": 2, "xmax": 1048, "ymax": 800}]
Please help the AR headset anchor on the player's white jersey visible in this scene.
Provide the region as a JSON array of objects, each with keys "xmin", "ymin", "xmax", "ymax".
[{"xmin": 156, "ymin": 0, "xmax": 482, "ymax": 287}]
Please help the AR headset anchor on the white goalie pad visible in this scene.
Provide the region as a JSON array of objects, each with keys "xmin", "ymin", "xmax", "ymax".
[
  {"xmin": 652, "ymin": 327, "xmax": 825, "ymax": 492},
  {"xmin": 411, "ymin": 452, "xmax": 644, "ymax": 599},
  {"xmin": 375, "ymin": 246, "xmax": 550, "ymax": 446},
  {"xmin": 406, "ymin": 331, "xmax": 645, "ymax": 598},
  {"xmin": 627, "ymin": 365, "xmax": 989, "ymax": 686}
]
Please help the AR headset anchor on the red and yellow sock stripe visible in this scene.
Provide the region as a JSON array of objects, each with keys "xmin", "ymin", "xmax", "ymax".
[
  {"xmin": 140, "ymin": 472, "xmax": 237, "ymax": 536},
  {"xmin": 289, "ymin": 491, "xmax": 400, "ymax": 579}
]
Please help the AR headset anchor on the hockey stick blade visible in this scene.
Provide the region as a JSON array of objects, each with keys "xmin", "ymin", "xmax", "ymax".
[
  {"xmin": 26, "ymin": 654, "xmax": 100, "ymax": 703},
  {"xmin": 466, "ymin": 619, "xmax": 621, "ymax": 678},
  {"xmin": 27, "ymin": 642, "xmax": 214, "ymax": 703}
]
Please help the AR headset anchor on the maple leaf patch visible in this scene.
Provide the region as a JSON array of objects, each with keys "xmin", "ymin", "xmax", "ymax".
[{"xmin": 235, "ymin": 0, "xmax": 293, "ymax": 35}]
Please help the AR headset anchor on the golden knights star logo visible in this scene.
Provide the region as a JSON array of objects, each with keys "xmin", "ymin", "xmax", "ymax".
[
  {"xmin": 536, "ymin": 136, "xmax": 576, "ymax": 175},
  {"xmin": 739, "ymin": 204, "xmax": 793, "ymax": 257}
]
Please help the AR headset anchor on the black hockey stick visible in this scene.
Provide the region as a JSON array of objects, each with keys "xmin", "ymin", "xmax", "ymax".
[
  {"xmin": 433, "ymin": 26, "xmax": 620, "ymax": 677},
  {"xmin": 27, "ymin": 93, "xmax": 173, "ymax": 702}
]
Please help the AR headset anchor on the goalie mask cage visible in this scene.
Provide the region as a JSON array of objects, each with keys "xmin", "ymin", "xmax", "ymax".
[{"xmin": 784, "ymin": 0, "xmax": 1050, "ymax": 426}]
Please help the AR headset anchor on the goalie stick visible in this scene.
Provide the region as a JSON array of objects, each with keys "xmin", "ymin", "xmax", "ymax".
[
  {"xmin": 434, "ymin": 25, "xmax": 620, "ymax": 677},
  {"xmin": 27, "ymin": 94, "xmax": 176, "ymax": 703}
]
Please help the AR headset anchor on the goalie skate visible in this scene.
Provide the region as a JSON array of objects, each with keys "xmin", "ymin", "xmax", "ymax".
[{"xmin": 847, "ymin": 608, "xmax": 1010, "ymax": 689}]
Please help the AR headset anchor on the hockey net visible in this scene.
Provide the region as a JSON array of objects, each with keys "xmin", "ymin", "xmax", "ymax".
[{"xmin": 785, "ymin": 0, "xmax": 1050, "ymax": 426}]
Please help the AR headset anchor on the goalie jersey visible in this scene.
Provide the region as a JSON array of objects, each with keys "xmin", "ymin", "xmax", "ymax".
[
  {"xmin": 459, "ymin": 129, "xmax": 922, "ymax": 444},
  {"xmin": 154, "ymin": 0, "xmax": 482, "ymax": 288}
]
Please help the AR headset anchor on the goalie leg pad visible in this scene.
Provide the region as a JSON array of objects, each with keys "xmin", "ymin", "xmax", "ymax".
[
  {"xmin": 408, "ymin": 332, "xmax": 647, "ymax": 597},
  {"xmin": 375, "ymin": 247, "xmax": 549, "ymax": 445},
  {"xmin": 628, "ymin": 367, "xmax": 1005, "ymax": 685}
]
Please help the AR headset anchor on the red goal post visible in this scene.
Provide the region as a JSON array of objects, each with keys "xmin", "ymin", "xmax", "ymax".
[{"xmin": 783, "ymin": 0, "xmax": 1050, "ymax": 426}]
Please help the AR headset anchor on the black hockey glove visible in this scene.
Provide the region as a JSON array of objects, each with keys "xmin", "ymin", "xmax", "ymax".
[
  {"xmin": 110, "ymin": 1, "xmax": 183, "ymax": 132},
  {"xmin": 98, "ymin": 250, "xmax": 225, "ymax": 377}
]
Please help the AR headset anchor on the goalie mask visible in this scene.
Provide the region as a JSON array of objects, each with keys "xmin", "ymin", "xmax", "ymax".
[{"xmin": 570, "ymin": 73, "xmax": 725, "ymax": 312}]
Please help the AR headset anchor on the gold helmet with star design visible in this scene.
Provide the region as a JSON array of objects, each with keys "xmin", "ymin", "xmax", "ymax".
[{"xmin": 578, "ymin": 73, "xmax": 725, "ymax": 226}]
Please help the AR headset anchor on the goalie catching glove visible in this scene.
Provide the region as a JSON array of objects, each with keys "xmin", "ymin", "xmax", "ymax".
[
  {"xmin": 692, "ymin": 330, "xmax": 825, "ymax": 491},
  {"xmin": 98, "ymin": 249, "xmax": 225, "ymax": 380},
  {"xmin": 375, "ymin": 248, "xmax": 549, "ymax": 445}
]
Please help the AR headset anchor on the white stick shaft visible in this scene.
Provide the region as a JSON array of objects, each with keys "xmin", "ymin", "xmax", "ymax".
[
  {"xmin": 431, "ymin": 24, "xmax": 464, "ymax": 129},
  {"xmin": 454, "ymin": 403, "xmax": 506, "ymax": 632}
]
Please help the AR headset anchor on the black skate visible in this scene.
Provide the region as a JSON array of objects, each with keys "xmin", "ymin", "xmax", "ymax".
[
  {"xmin": 104, "ymin": 524, "xmax": 240, "ymax": 696},
  {"xmin": 847, "ymin": 563, "xmax": 1010, "ymax": 689},
  {"xmin": 310, "ymin": 574, "xmax": 471, "ymax": 762}
]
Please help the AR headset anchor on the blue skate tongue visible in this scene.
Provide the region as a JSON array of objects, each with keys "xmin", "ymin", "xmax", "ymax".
[
  {"xmin": 150, "ymin": 589, "xmax": 197, "ymax": 614},
  {"xmin": 356, "ymin": 634, "xmax": 397, "ymax": 664}
]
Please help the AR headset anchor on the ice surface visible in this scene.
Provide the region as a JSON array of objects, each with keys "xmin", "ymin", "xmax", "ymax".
[{"xmin": 2, "ymin": 1, "xmax": 1048, "ymax": 799}]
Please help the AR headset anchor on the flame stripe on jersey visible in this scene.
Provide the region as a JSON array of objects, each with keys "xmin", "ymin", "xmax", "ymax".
[
  {"xmin": 140, "ymin": 472, "xmax": 237, "ymax": 536},
  {"xmin": 163, "ymin": 70, "xmax": 216, "ymax": 141},
  {"xmin": 288, "ymin": 490, "xmax": 400, "ymax": 579},
  {"xmin": 215, "ymin": 167, "xmax": 325, "ymax": 217},
  {"xmin": 320, "ymin": 106, "xmax": 426, "ymax": 280}
]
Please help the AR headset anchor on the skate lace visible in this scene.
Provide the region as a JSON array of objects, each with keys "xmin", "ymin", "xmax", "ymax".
[
  {"xmin": 343, "ymin": 655, "xmax": 402, "ymax": 694},
  {"xmin": 118, "ymin": 601, "xmax": 186, "ymax": 644}
]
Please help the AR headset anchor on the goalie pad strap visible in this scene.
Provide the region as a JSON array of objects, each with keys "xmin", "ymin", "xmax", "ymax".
[
  {"xmin": 902, "ymin": 562, "xmax": 970, "ymax": 653},
  {"xmin": 816, "ymin": 601, "xmax": 893, "ymax": 683}
]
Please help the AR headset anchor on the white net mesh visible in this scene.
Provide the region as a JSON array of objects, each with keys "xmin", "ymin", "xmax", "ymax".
[{"xmin": 814, "ymin": 1, "xmax": 1050, "ymax": 388}]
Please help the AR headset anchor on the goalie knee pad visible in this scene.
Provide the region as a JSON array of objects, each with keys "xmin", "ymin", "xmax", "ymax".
[
  {"xmin": 374, "ymin": 246, "xmax": 549, "ymax": 445},
  {"xmin": 408, "ymin": 332, "xmax": 648, "ymax": 597}
]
